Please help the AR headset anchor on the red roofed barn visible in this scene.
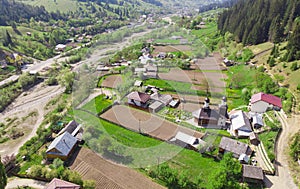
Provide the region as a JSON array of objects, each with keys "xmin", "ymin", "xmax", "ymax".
[{"xmin": 250, "ymin": 92, "xmax": 282, "ymax": 113}]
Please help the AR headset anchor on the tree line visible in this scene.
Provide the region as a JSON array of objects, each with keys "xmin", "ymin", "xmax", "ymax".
[
  {"xmin": 218, "ymin": 0, "xmax": 300, "ymax": 47},
  {"xmin": 0, "ymin": 0, "xmax": 65, "ymax": 26}
]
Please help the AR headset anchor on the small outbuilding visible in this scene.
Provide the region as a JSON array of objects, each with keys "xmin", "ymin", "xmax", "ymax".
[
  {"xmin": 242, "ymin": 165, "xmax": 264, "ymax": 185},
  {"xmin": 249, "ymin": 132, "xmax": 260, "ymax": 146},
  {"xmin": 149, "ymin": 101, "xmax": 164, "ymax": 113}
]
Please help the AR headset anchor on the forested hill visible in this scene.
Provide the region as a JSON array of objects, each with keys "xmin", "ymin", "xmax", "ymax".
[
  {"xmin": 199, "ymin": 0, "xmax": 239, "ymax": 13},
  {"xmin": 218, "ymin": 0, "xmax": 300, "ymax": 45},
  {"xmin": 0, "ymin": 0, "xmax": 55, "ymax": 25}
]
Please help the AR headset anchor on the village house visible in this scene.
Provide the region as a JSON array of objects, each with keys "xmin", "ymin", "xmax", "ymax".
[
  {"xmin": 127, "ymin": 91, "xmax": 151, "ymax": 108},
  {"xmin": 250, "ymin": 92, "xmax": 282, "ymax": 113},
  {"xmin": 250, "ymin": 113, "xmax": 264, "ymax": 129},
  {"xmin": 219, "ymin": 137, "xmax": 252, "ymax": 160},
  {"xmin": 46, "ymin": 132, "xmax": 78, "ymax": 161},
  {"xmin": 242, "ymin": 165, "xmax": 264, "ymax": 185},
  {"xmin": 45, "ymin": 178, "xmax": 80, "ymax": 189},
  {"xmin": 229, "ymin": 110, "xmax": 252, "ymax": 138},
  {"xmin": 150, "ymin": 92, "xmax": 173, "ymax": 106},
  {"xmin": 169, "ymin": 131, "xmax": 206, "ymax": 151},
  {"xmin": 57, "ymin": 120, "xmax": 83, "ymax": 141},
  {"xmin": 144, "ymin": 63, "xmax": 158, "ymax": 79},
  {"xmin": 55, "ymin": 44, "xmax": 66, "ymax": 52},
  {"xmin": 192, "ymin": 97, "xmax": 229, "ymax": 129}
]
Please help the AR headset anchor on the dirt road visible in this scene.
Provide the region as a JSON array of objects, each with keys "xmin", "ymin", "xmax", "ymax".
[
  {"xmin": 6, "ymin": 178, "xmax": 47, "ymax": 189},
  {"xmin": 0, "ymin": 83, "xmax": 64, "ymax": 157},
  {"xmin": 265, "ymin": 112, "xmax": 299, "ymax": 188}
]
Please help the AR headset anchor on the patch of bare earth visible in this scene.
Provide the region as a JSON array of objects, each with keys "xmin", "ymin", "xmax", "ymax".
[
  {"xmin": 70, "ymin": 147, "xmax": 165, "ymax": 189},
  {"xmin": 100, "ymin": 105, "xmax": 204, "ymax": 141},
  {"xmin": 101, "ymin": 75, "xmax": 123, "ymax": 89},
  {"xmin": 0, "ymin": 83, "xmax": 64, "ymax": 156},
  {"xmin": 158, "ymin": 68, "xmax": 206, "ymax": 85},
  {"xmin": 194, "ymin": 54, "xmax": 227, "ymax": 94}
]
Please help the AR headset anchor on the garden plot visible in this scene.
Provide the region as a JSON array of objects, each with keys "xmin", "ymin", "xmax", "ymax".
[
  {"xmin": 101, "ymin": 75, "xmax": 123, "ymax": 88},
  {"xmin": 195, "ymin": 55, "xmax": 227, "ymax": 94},
  {"xmin": 158, "ymin": 68, "xmax": 206, "ymax": 85},
  {"xmin": 100, "ymin": 105, "xmax": 204, "ymax": 141},
  {"xmin": 70, "ymin": 147, "xmax": 165, "ymax": 189}
]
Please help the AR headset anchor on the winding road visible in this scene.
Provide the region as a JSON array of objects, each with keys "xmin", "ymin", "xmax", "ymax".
[{"xmin": 265, "ymin": 111, "xmax": 299, "ymax": 189}]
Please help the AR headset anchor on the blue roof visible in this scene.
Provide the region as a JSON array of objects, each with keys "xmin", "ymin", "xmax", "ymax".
[{"xmin": 46, "ymin": 132, "xmax": 77, "ymax": 157}]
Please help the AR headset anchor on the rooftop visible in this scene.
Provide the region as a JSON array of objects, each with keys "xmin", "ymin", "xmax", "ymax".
[
  {"xmin": 251, "ymin": 92, "xmax": 282, "ymax": 108},
  {"xmin": 219, "ymin": 137, "xmax": 252, "ymax": 156},
  {"xmin": 46, "ymin": 132, "xmax": 77, "ymax": 157},
  {"xmin": 243, "ymin": 165, "xmax": 264, "ymax": 180},
  {"xmin": 127, "ymin": 91, "xmax": 151, "ymax": 103},
  {"xmin": 45, "ymin": 178, "xmax": 80, "ymax": 189}
]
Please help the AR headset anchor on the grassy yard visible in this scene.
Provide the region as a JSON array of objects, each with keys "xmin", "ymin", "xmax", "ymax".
[
  {"xmin": 258, "ymin": 113, "xmax": 281, "ymax": 162},
  {"xmin": 144, "ymin": 78, "xmax": 207, "ymax": 96},
  {"xmin": 259, "ymin": 131, "xmax": 277, "ymax": 162},
  {"xmin": 80, "ymin": 94, "xmax": 114, "ymax": 115},
  {"xmin": 225, "ymin": 64, "xmax": 259, "ymax": 110},
  {"xmin": 74, "ymin": 109, "xmax": 220, "ymax": 187},
  {"xmin": 191, "ymin": 22, "xmax": 222, "ymax": 51},
  {"xmin": 0, "ymin": 66, "xmax": 16, "ymax": 82},
  {"xmin": 154, "ymin": 39, "xmax": 179, "ymax": 44}
]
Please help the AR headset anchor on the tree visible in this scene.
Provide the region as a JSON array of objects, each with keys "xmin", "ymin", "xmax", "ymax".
[
  {"xmin": 0, "ymin": 156, "xmax": 7, "ymax": 189},
  {"xmin": 209, "ymin": 153, "xmax": 244, "ymax": 189},
  {"xmin": 52, "ymin": 158, "xmax": 64, "ymax": 168},
  {"xmin": 290, "ymin": 62, "xmax": 298, "ymax": 71},
  {"xmin": 83, "ymin": 180, "xmax": 96, "ymax": 189},
  {"xmin": 3, "ymin": 30, "xmax": 13, "ymax": 47},
  {"xmin": 57, "ymin": 68, "xmax": 75, "ymax": 93}
]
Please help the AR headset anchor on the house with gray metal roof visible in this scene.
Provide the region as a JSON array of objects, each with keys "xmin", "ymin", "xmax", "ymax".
[
  {"xmin": 169, "ymin": 131, "xmax": 206, "ymax": 151},
  {"xmin": 46, "ymin": 132, "xmax": 78, "ymax": 161},
  {"xmin": 219, "ymin": 137, "xmax": 252, "ymax": 158}
]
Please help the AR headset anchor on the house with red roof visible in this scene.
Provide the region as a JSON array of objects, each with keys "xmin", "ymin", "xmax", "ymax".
[
  {"xmin": 127, "ymin": 91, "xmax": 150, "ymax": 108},
  {"xmin": 250, "ymin": 92, "xmax": 282, "ymax": 113},
  {"xmin": 45, "ymin": 178, "xmax": 80, "ymax": 189}
]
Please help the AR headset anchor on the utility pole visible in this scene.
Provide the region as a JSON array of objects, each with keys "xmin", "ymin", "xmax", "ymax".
[{"xmin": 138, "ymin": 119, "xmax": 141, "ymax": 134}]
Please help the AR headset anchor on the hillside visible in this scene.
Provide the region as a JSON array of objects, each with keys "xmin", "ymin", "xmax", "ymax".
[{"xmin": 218, "ymin": 0, "xmax": 300, "ymax": 45}]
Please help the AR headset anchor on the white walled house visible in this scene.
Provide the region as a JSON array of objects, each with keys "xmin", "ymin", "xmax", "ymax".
[
  {"xmin": 229, "ymin": 110, "xmax": 252, "ymax": 138},
  {"xmin": 250, "ymin": 92, "xmax": 282, "ymax": 113},
  {"xmin": 127, "ymin": 91, "xmax": 150, "ymax": 108}
]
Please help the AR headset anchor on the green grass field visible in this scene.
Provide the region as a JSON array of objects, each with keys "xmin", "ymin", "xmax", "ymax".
[
  {"xmin": 81, "ymin": 94, "xmax": 113, "ymax": 115},
  {"xmin": 74, "ymin": 109, "xmax": 220, "ymax": 186},
  {"xmin": 144, "ymin": 78, "xmax": 207, "ymax": 96},
  {"xmin": 18, "ymin": 0, "xmax": 79, "ymax": 12}
]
